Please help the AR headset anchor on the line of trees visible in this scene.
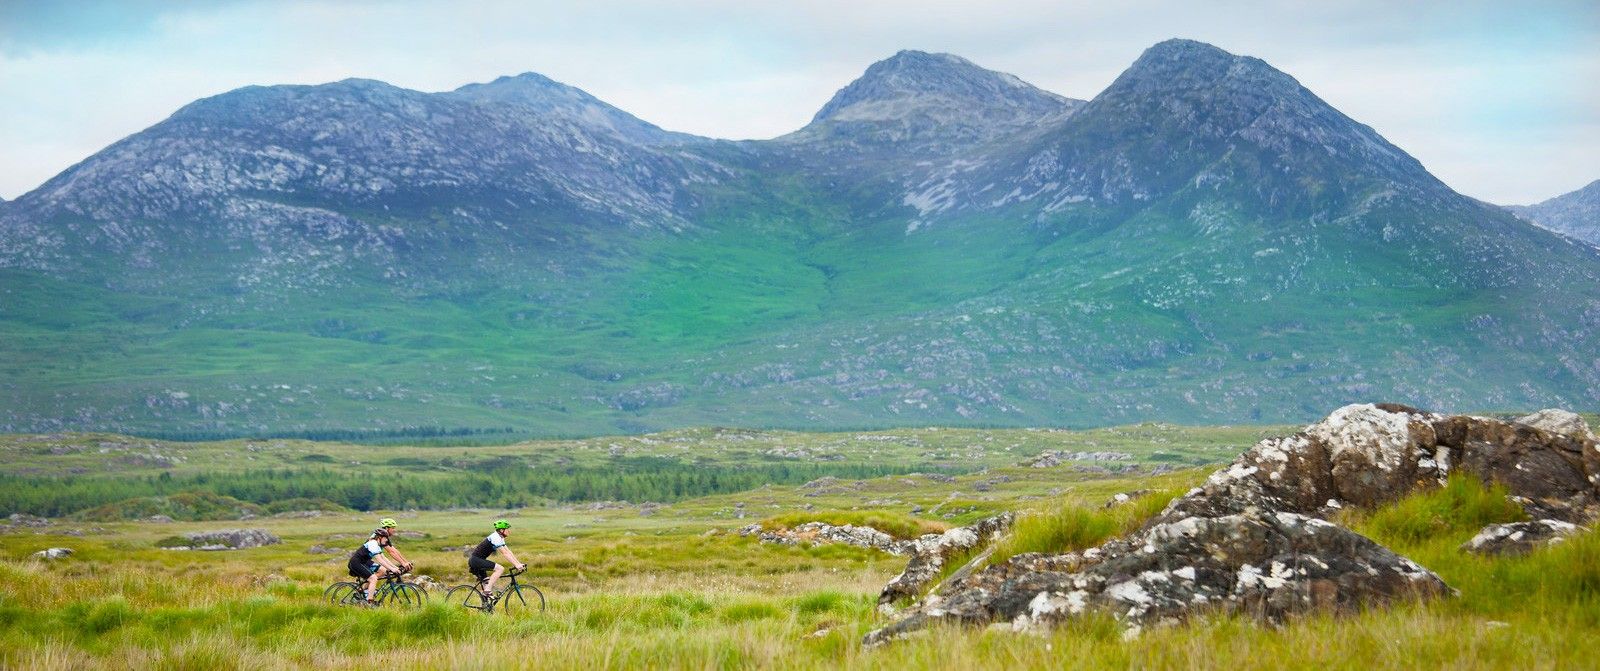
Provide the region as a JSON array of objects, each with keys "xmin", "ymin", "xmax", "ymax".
[
  {"xmin": 134, "ymin": 426, "xmax": 522, "ymax": 444},
  {"xmin": 0, "ymin": 461, "xmax": 949, "ymax": 518}
]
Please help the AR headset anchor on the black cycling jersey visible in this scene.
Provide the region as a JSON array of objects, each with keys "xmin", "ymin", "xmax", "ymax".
[
  {"xmin": 350, "ymin": 535, "xmax": 390, "ymax": 564},
  {"xmin": 471, "ymin": 537, "xmax": 495, "ymax": 560}
]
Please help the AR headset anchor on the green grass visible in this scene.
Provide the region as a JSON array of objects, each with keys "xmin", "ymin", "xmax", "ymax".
[
  {"xmin": 2, "ymin": 425, "xmax": 1599, "ymax": 668},
  {"xmin": 988, "ymin": 488, "xmax": 1181, "ymax": 564},
  {"xmin": 1350, "ymin": 475, "xmax": 1527, "ymax": 543}
]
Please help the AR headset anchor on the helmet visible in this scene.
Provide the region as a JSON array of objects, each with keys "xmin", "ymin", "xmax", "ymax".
[
  {"xmin": 493, "ymin": 520, "xmax": 510, "ymax": 530},
  {"xmin": 373, "ymin": 528, "xmax": 392, "ymax": 538},
  {"xmin": 379, "ymin": 518, "xmax": 398, "ymax": 528}
]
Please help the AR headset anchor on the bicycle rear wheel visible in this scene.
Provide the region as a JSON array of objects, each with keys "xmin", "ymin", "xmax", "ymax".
[
  {"xmin": 325, "ymin": 582, "xmax": 361, "ymax": 606},
  {"xmin": 447, "ymin": 585, "xmax": 490, "ymax": 612}
]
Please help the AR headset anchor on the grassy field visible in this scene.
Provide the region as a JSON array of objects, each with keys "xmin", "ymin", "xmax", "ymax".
[{"xmin": 1, "ymin": 422, "xmax": 1597, "ymax": 669}]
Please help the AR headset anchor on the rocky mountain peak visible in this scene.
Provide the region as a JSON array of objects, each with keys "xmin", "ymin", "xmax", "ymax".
[
  {"xmin": 448, "ymin": 72, "xmax": 685, "ymax": 145},
  {"xmin": 788, "ymin": 49, "xmax": 1081, "ymax": 149},
  {"xmin": 950, "ymin": 38, "xmax": 1450, "ymax": 220},
  {"xmin": 1507, "ymin": 179, "xmax": 1600, "ymax": 246}
]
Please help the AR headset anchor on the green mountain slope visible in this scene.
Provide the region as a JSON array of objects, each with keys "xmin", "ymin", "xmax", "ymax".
[{"xmin": 1, "ymin": 39, "xmax": 1597, "ymax": 436}]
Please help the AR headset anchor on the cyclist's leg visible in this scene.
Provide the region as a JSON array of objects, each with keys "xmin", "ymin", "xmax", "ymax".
[
  {"xmin": 347, "ymin": 560, "xmax": 376, "ymax": 603},
  {"xmin": 364, "ymin": 564, "xmax": 383, "ymax": 600},
  {"xmin": 485, "ymin": 562, "xmax": 505, "ymax": 596},
  {"xmin": 468, "ymin": 556, "xmax": 497, "ymax": 596}
]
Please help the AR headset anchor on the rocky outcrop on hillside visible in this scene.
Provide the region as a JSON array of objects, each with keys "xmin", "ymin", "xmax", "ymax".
[
  {"xmin": 1025, "ymin": 451, "xmax": 1132, "ymax": 468},
  {"xmin": 866, "ymin": 404, "xmax": 1599, "ymax": 644},
  {"xmin": 737, "ymin": 513, "xmax": 1015, "ymax": 595},
  {"xmin": 166, "ymin": 528, "xmax": 281, "ymax": 551},
  {"xmin": 877, "ymin": 513, "xmax": 1014, "ymax": 606},
  {"xmin": 740, "ymin": 521, "xmax": 906, "ymax": 555}
]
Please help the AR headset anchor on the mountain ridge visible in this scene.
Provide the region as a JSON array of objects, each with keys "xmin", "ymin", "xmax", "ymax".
[
  {"xmin": 1507, "ymin": 179, "xmax": 1600, "ymax": 246},
  {"xmin": 2, "ymin": 38, "xmax": 1597, "ymax": 437}
]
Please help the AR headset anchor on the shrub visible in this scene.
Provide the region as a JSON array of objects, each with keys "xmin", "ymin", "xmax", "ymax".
[{"xmin": 76, "ymin": 491, "xmax": 264, "ymax": 522}]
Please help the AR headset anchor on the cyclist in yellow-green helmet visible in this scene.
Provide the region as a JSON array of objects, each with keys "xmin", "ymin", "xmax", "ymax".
[{"xmin": 347, "ymin": 518, "xmax": 414, "ymax": 604}]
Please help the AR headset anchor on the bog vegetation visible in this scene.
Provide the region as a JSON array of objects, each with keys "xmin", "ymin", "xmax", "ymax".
[{"xmin": 1, "ymin": 425, "xmax": 1597, "ymax": 669}]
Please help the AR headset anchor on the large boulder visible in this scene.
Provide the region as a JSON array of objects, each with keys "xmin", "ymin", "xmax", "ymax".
[
  {"xmin": 177, "ymin": 528, "xmax": 280, "ymax": 550},
  {"xmin": 1170, "ymin": 403, "xmax": 1600, "ymax": 524},
  {"xmin": 877, "ymin": 513, "xmax": 1013, "ymax": 605},
  {"xmin": 1517, "ymin": 409, "xmax": 1598, "ymax": 442},
  {"xmin": 866, "ymin": 510, "xmax": 1447, "ymax": 645},
  {"xmin": 31, "ymin": 547, "xmax": 73, "ymax": 560},
  {"xmin": 866, "ymin": 404, "xmax": 1600, "ymax": 644},
  {"xmin": 1461, "ymin": 519, "xmax": 1581, "ymax": 556}
]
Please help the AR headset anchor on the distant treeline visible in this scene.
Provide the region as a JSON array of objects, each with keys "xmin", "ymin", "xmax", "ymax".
[
  {"xmin": 134, "ymin": 426, "xmax": 523, "ymax": 444},
  {"xmin": 0, "ymin": 459, "xmax": 948, "ymax": 517}
]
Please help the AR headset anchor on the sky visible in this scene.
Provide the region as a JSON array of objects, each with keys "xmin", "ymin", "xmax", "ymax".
[{"xmin": 1, "ymin": 0, "xmax": 1596, "ymax": 204}]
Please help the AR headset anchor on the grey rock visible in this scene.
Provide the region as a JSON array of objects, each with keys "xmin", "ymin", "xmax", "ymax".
[
  {"xmin": 7, "ymin": 513, "xmax": 49, "ymax": 528},
  {"xmin": 749, "ymin": 521, "xmax": 906, "ymax": 555},
  {"xmin": 1104, "ymin": 490, "xmax": 1155, "ymax": 509},
  {"xmin": 31, "ymin": 547, "xmax": 73, "ymax": 560},
  {"xmin": 1461, "ymin": 519, "xmax": 1582, "ymax": 556},
  {"xmin": 1516, "ymin": 409, "xmax": 1598, "ymax": 442},
  {"xmin": 878, "ymin": 513, "xmax": 1013, "ymax": 605},
  {"xmin": 866, "ymin": 510, "xmax": 1447, "ymax": 645},
  {"xmin": 1026, "ymin": 451, "xmax": 1133, "ymax": 468},
  {"xmin": 180, "ymin": 528, "xmax": 280, "ymax": 550}
]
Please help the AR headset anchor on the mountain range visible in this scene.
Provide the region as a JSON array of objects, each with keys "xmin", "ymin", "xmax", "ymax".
[{"xmin": 2, "ymin": 38, "xmax": 1598, "ymax": 437}]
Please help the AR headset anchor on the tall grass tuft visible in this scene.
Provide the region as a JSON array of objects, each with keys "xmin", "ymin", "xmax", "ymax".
[
  {"xmin": 989, "ymin": 488, "xmax": 1182, "ymax": 564},
  {"xmin": 1357, "ymin": 475, "xmax": 1526, "ymax": 544}
]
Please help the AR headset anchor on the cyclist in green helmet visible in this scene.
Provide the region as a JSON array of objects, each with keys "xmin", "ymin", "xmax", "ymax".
[
  {"xmin": 347, "ymin": 518, "xmax": 413, "ymax": 604},
  {"xmin": 467, "ymin": 519, "xmax": 525, "ymax": 598}
]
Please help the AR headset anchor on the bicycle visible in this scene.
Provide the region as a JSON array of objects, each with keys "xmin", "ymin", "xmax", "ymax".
[
  {"xmin": 446, "ymin": 566, "xmax": 545, "ymax": 614},
  {"xmin": 325, "ymin": 567, "xmax": 428, "ymax": 608}
]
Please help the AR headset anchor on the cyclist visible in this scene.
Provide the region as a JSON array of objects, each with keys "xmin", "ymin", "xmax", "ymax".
[
  {"xmin": 348, "ymin": 518, "xmax": 412, "ymax": 604},
  {"xmin": 468, "ymin": 519, "xmax": 526, "ymax": 598}
]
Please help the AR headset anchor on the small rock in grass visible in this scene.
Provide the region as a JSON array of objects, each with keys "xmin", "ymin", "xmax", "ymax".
[{"xmin": 1461, "ymin": 520, "xmax": 1581, "ymax": 556}]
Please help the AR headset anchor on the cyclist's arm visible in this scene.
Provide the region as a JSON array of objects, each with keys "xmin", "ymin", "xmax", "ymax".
[
  {"xmin": 384, "ymin": 544, "xmax": 412, "ymax": 568},
  {"xmin": 498, "ymin": 547, "xmax": 525, "ymax": 570},
  {"xmin": 374, "ymin": 554, "xmax": 402, "ymax": 573}
]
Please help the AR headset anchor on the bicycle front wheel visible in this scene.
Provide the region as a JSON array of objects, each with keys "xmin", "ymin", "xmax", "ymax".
[
  {"xmin": 501, "ymin": 584, "xmax": 545, "ymax": 614},
  {"xmin": 382, "ymin": 583, "xmax": 427, "ymax": 607}
]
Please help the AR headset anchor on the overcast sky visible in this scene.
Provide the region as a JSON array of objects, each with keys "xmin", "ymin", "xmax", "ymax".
[{"xmin": 2, "ymin": 0, "xmax": 1596, "ymax": 204}]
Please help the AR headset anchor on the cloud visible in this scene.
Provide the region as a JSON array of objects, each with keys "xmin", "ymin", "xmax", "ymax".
[{"xmin": 1, "ymin": 0, "xmax": 1596, "ymax": 203}]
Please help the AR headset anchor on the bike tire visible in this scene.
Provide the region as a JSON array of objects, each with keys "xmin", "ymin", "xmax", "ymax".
[
  {"xmin": 447, "ymin": 585, "xmax": 490, "ymax": 612},
  {"xmin": 502, "ymin": 584, "xmax": 545, "ymax": 614},
  {"xmin": 325, "ymin": 581, "xmax": 361, "ymax": 606},
  {"xmin": 386, "ymin": 583, "xmax": 426, "ymax": 607}
]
